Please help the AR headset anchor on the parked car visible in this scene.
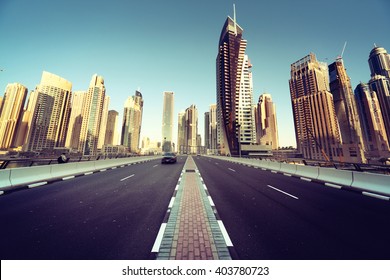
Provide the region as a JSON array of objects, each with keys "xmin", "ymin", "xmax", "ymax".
[{"xmin": 161, "ymin": 152, "xmax": 177, "ymax": 164}]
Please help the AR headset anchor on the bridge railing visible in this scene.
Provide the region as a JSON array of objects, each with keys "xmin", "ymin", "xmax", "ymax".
[{"xmin": 204, "ymin": 155, "xmax": 390, "ymax": 197}]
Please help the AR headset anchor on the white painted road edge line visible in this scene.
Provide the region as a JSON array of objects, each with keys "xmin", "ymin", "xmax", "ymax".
[
  {"xmin": 325, "ymin": 182, "xmax": 342, "ymax": 189},
  {"xmin": 300, "ymin": 177, "xmax": 312, "ymax": 182},
  {"xmin": 120, "ymin": 174, "xmax": 135, "ymax": 182},
  {"xmin": 0, "ymin": 191, "xmax": 4, "ymax": 196},
  {"xmin": 84, "ymin": 172, "xmax": 93, "ymax": 175},
  {"xmin": 228, "ymin": 168, "xmax": 236, "ymax": 172},
  {"xmin": 175, "ymin": 184, "xmax": 179, "ymax": 191},
  {"xmin": 112, "ymin": 167, "xmax": 117, "ymax": 170},
  {"xmin": 271, "ymin": 170, "xmax": 278, "ymax": 173},
  {"xmin": 28, "ymin": 182, "xmax": 48, "ymax": 188},
  {"xmin": 217, "ymin": 220, "xmax": 233, "ymax": 247},
  {"xmin": 168, "ymin": 197, "xmax": 175, "ymax": 208},
  {"xmin": 100, "ymin": 169, "xmax": 107, "ymax": 172},
  {"xmin": 151, "ymin": 223, "xmax": 167, "ymax": 252},
  {"xmin": 203, "ymin": 183, "xmax": 207, "ymax": 190},
  {"xmin": 283, "ymin": 173, "xmax": 292, "ymax": 177},
  {"xmin": 267, "ymin": 185, "xmax": 299, "ymax": 200},
  {"xmin": 62, "ymin": 176, "xmax": 75, "ymax": 181},
  {"xmin": 362, "ymin": 192, "xmax": 390, "ymax": 201},
  {"xmin": 208, "ymin": 196, "xmax": 215, "ymax": 207}
]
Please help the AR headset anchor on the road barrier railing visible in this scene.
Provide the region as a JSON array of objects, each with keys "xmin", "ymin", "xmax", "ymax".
[
  {"xmin": 0, "ymin": 156, "xmax": 160, "ymax": 192},
  {"xmin": 204, "ymin": 155, "xmax": 390, "ymax": 197}
]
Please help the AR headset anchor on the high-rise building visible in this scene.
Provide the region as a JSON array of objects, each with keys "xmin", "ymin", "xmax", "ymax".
[
  {"xmin": 354, "ymin": 83, "xmax": 389, "ymax": 158},
  {"xmin": 204, "ymin": 112, "xmax": 210, "ymax": 149},
  {"xmin": 0, "ymin": 83, "xmax": 28, "ymax": 149},
  {"xmin": 121, "ymin": 90, "xmax": 143, "ymax": 153},
  {"xmin": 289, "ymin": 53, "xmax": 342, "ymax": 161},
  {"xmin": 209, "ymin": 104, "xmax": 218, "ymax": 154},
  {"xmin": 78, "ymin": 74, "xmax": 108, "ymax": 156},
  {"xmin": 65, "ymin": 91, "xmax": 86, "ymax": 151},
  {"xmin": 329, "ymin": 59, "xmax": 365, "ymax": 162},
  {"xmin": 162, "ymin": 91, "xmax": 174, "ymax": 152},
  {"xmin": 105, "ymin": 110, "xmax": 119, "ymax": 145},
  {"xmin": 368, "ymin": 74, "xmax": 390, "ymax": 147},
  {"xmin": 216, "ymin": 9, "xmax": 256, "ymax": 156},
  {"xmin": 177, "ymin": 111, "xmax": 185, "ymax": 154},
  {"xmin": 368, "ymin": 46, "xmax": 390, "ymax": 79},
  {"xmin": 26, "ymin": 71, "xmax": 72, "ymax": 152},
  {"xmin": 184, "ymin": 104, "xmax": 198, "ymax": 154},
  {"xmin": 254, "ymin": 93, "xmax": 279, "ymax": 149}
]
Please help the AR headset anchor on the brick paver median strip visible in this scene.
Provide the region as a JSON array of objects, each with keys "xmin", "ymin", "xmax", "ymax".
[{"xmin": 156, "ymin": 156, "xmax": 231, "ymax": 260}]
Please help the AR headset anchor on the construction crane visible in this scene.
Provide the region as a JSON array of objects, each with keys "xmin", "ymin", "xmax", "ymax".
[{"xmin": 336, "ymin": 41, "xmax": 347, "ymax": 61}]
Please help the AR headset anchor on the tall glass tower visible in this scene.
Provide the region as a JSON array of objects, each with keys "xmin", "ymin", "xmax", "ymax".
[
  {"xmin": 329, "ymin": 58, "xmax": 365, "ymax": 162},
  {"xmin": 216, "ymin": 8, "xmax": 255, "ymax": 156},
  {"xmin": 162, "ymin": 91, "xmax": 174, "ymax": 152},
  {"xmin": 121, "ymin": 90, "xmax": 143, "ymax": 153}
]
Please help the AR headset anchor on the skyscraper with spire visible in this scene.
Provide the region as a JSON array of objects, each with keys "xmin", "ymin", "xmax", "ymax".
[{"xmin": 216, "ymin": 6, "xmax": 255, "ymax": 156}]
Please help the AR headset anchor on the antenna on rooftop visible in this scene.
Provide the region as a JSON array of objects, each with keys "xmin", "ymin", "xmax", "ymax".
[{"xmin": 233, "ymin": 3, "xmax": 237, "ymax": 35}]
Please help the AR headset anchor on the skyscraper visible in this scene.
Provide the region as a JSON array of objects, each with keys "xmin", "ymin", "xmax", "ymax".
[
  {"xmin": 162, "ymin": 91, "xmax": 174, "ymax": 152},
  {"xmin": 209, "ymin": 104, "xmax": 218, "ymax": 154},
  {"xmin": 0, "ymin": 83, "xmax": 27, "ymax": 149},
  {"xmin": 121, "ymin": 90, "xmax": 143, "ymax": 153},
  {"xmin": 65, "ymin": 91, "xmax": 86, "ymax": 151},
  {"xmin": 289, "ymin": 53, "xmax": 342, "ymax": 161},
  {"xmin": 105, "ymin": 110, "xmax": 119, "ymax": 145},
  {"xmin": 184, "ymin": 104, "xmax": 198, "ymax": 154},
  {"xmin": 368, "ymin": 46, "xmax": 390, "ymax": 79},
  {"xmin": 204, "ymin": 112, "xmax": 210, "ymax": 150},
  {"xmin": 177, "ymin": 111, "xmax": 185, "ymax": 154},
  {"xmin": 354, "ymin": 83, "xmax": 389, "ymax": 158},
  {"xmin": 79, "ymin": 74, "xmax": 108, "ymax": 156},
  {"xmin": 368, "ymin": 74, "xmax": 390, "ymax": 147},
  {"xmin": 254, "ymin": 93, "xmax": 279, "ymax": 149},
  {"xmin": 329, "ymin": 58, "xmax": 365, "ymax": 162},
  {"xmin": 216, "ymin": 9, "xmax": 255, "ymax": 156},
  {"xmin": 26, "ymin": 71, "xmax": 72, "ymax": 152}
]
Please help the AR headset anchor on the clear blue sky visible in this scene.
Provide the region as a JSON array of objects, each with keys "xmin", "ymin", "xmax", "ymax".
[{"xmin": 1, "ymin": 0, "xmax": 389, "ymax": 148}]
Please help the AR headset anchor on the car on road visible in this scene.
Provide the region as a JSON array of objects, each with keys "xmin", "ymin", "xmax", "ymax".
[{"xmin": 161, "ymin": 152, "xmax": 177, "ymax": 164}]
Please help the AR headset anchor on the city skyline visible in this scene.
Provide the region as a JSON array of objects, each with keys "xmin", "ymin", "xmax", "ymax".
[{"xmin": 1, "ymin": 0, "xmax": 389, "ymax": 148}]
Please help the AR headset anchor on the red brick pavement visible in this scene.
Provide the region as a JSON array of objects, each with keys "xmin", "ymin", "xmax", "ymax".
[{"xmin": 170, "ymin": 157, "xmax": 219, "ymax": 260}]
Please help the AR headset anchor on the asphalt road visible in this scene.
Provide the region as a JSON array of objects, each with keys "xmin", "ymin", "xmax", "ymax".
[
  {"xmin": 0, "ymin": 157, "xmax": 186, "ymax": 260},
  {"xmin": 193, "ymin": 156, "xmax": 390, "ymax": 260}
]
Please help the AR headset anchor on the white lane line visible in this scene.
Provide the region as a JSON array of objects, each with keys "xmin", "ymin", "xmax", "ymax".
[
  {"xmin": 84, "ymin": 172, "xmax": 93, "ymax": 175},
  {"xmin": 228, "ymin": 168, "xmax": 236, "ymax": 172},
  {"xmin": 120, "ymin": 174, "xmax": 135, "ymax": 182},
  {"xmin": 168, "ymin": 197, "xmax": 175, "ymax": 208},
  {"xmin": 362, "ymin": 192, "xmax": 390, "ymax": 201},
  {"xmin": 62, "ymin": 176, "xmax": 75, "ymax": 181},
  {"xmin": 175, "ymin": 184, "xmax": 179, "ymax": 190},
  {"xmin": 151, "ymin": 223, "xmax": 167, "ymax": 252},
  {"xmin": 112, "ymin": 167, "xmax": 117, "ymax": 170},
  {"xmin": 217, "ymin": 220, "xmax": 233, "ymax": 247},
  {"xmin": 267, "ymin": 185, "xmax": 299, "ymax": 200},
  {"xmin": 300, "ymin": 177, "xmax": 312, "ymax": 182},
  {"xmin": 325, "ymin": 182, "xmax": 342, "ymax": 189},
  {"xmin": 203, "ymin": 183, "xmax": 207, "ymax": 190},
  {"xmin": 153, "ymin": 164, "xmax": 158, "ymax": 168},
  {"xmin": 28, "ymin": 182, "xmax": 48, "ymax": 188},
  {"xmin": 208, "ymin": 196, "xmax": 215, "ymax": 207},
  {"xmin": 100, "ymin": 169, "xmax": 107, "ymax": 172},
  {"xmin": 271, "ymin": 170, "xmax": 278, "ymax": 173},
  {"xmin": 283, "ymin": 173, "xmax": 292, "ymax": 177}
]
